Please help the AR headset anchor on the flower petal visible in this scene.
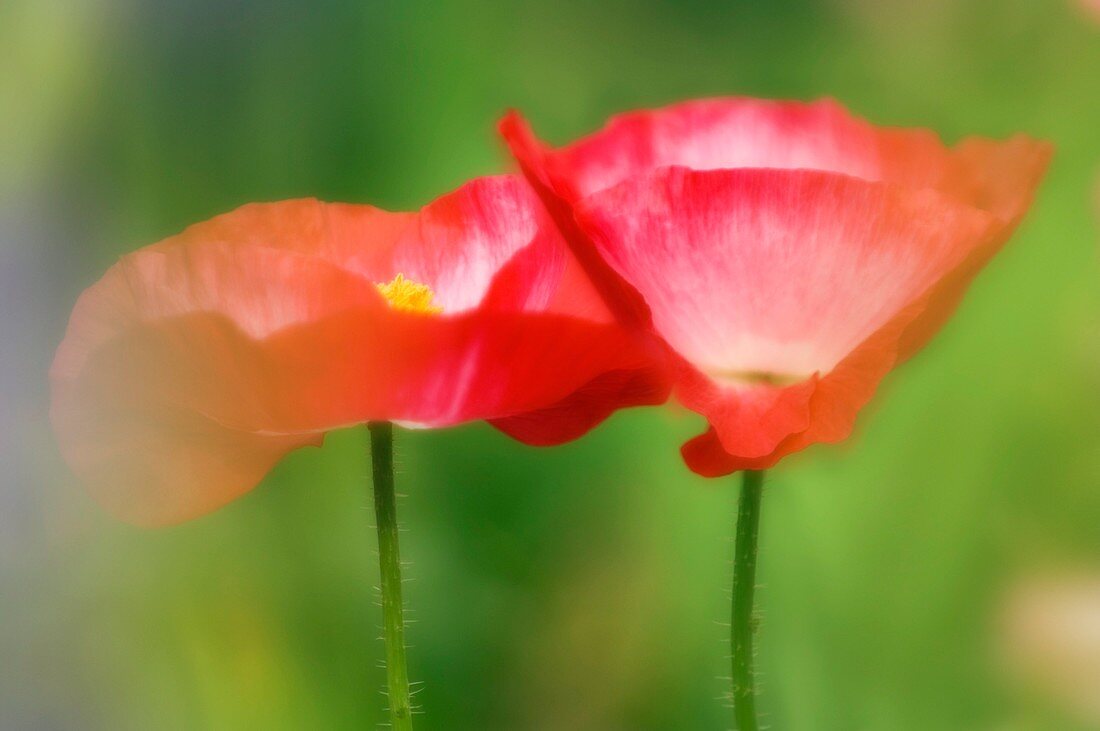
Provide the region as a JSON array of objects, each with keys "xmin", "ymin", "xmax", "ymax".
[
  {"xmin": 53, "ymin": 186, "xmax": 670, "ymax": 524},
  {"xmin": 499, "ymin": 111, "xmax": 655, "ymax": 330},
  {"xmin": 896, "ymin": 135, "xmax": 1052, "ymax": 361},
  {"xmin": 543, "ymin": 98, "xmax": 916, "ymax": 198},
  {"xmin": 576, "ymin": 167, "xmax": 997, "ymax": 377},
  {"xmin": 575, "ymin": 167, "xmax": 1001, "ymax": 464},
  {"xmin": 51, "ymin": 229, "xmax": 387, "ymax": 525},
  {"xmin": 489, "ymin": 365, "xmax": 670, "ymax": 445},
  {"xmin": 680, "ymin": 296, "xmax": 925, "ymax": 475},
  {"xmin": 506, "ymin": 100, "xmax": 1052, "ymax": 221},
  {"xmin": 502, "ymin": 103, "xmax": 1050, "ymax": 475}
]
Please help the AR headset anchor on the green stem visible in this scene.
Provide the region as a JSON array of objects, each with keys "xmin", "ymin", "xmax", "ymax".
[
  {"xmin": 368, "ymin": 421, "xmax": 414, "ymax": 730},
  {"xmin": 732, "ymin": 469, "xmax": 764, "ymax": 731}
]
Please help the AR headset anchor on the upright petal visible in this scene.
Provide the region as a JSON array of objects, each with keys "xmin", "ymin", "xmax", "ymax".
[
  {"xmin": 504, "ymin": 100, "xmax": 1051, "ymax": 220},
  {"xmin": 575, "ymin": 167, "xmax": 998, "ymax": 462},
  {"xmin": 542, "ymin": 98, "xmax": 913, "ymax": 198},
  {"xmin": 499, "ymin": 111, "xmax": 655, "ymax": 329},
  {"xmin": 576, "ymin": 168, "xmax": 997, "ymax": 377},
  {"xmin": 503, "ymin": 101, "xmax": 1050, "ymax": 475},
  {"xmin": 895, "ymin": 135, "xmax": 1052, "ymax": 361}
]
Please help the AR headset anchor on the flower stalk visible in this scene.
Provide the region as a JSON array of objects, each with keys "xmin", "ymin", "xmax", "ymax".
[
  {"xmin": 731, "ymin": 469, "xmax": 764, "ymax": 731},
  {"xmin": 368, "ymin": 421, "xmax": 414, "ymax": 730}
]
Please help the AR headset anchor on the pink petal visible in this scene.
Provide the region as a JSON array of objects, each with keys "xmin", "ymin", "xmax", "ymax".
[
  {"xmin": 576, "ymin": 168, "xmax": 997, "ymax": 377},
  {"xmin": 507, "ymin": 100, "xmax": 1051, "ymax": 222},
  {"xmin": 502, "ymin": 102, "xmax": 1051, "ymax": 474}
]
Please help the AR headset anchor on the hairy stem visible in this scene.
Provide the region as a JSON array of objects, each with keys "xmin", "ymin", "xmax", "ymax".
[
  {"xmin": 731, "ymin": 469, "xmax": 764, "ymax": 731},
  {"xmin": 368, "ymin": 421, "xmax": 414, "ymax": 730}
]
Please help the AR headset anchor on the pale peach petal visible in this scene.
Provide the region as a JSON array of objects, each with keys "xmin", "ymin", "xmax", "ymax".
[{"xmin": 52, "ymin": 179, "xmax": 671, "ymax": 524}]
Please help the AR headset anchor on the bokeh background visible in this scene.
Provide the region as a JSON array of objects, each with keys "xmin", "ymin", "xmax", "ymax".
[{"xmin": 4, "ymin": 0, "xmax": 1100, "ymax": 729}]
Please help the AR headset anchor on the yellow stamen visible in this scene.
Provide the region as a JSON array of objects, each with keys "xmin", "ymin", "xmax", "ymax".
[{"xmin": 375, "ymin": 273, "xmax": 443, "ymax": 315}]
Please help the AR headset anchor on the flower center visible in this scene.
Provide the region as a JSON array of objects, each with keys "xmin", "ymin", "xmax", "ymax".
[
  {"xmin": 375, "ymin": 273, "xmax": 442, "ymax": 315},
  {"xmin": 709, "ymin": 369, "xmax": 808, "ymax": 387}
]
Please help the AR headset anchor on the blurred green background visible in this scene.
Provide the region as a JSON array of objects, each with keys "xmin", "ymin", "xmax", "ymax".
[{"xmin": 3, "ymin": 0, "xmax": 1100, "ymax": 729}]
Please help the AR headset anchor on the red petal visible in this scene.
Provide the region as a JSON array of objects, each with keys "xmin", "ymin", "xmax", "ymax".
[
  {"xmin": 525, "ymin": 98, "xmax": 1050, "ymax": 215},
  {"xmin": 503, "ymin": 101, "xmax": 1050, "ymax": 475},
  {"xmin": 489, "ymin": 365, "xmax": 670, "ymax": 446},
  {"xmin": 680, "ymin": 296, "xmax": 925, "ymax": 475},
  {"xmin": 545, "ymin": 98, "xmax": 923, "ymax": 198},
  {"xmin": 576, "ymin": 167, "xmax": 1002, "ymax": 467},
  {"xmin": 52, "ymin": 183, "xmax": 670, "ymax": 525},
  {"xmin": 896, "ymin": 135, "xmax": 1052, "ymax": 361},
  {"xmin": 577, "ymin": 168, "xmax": 996, "ymax": 377},
  {"xmin": 499, "ymin": 111, "xmax": 654, "ymax": 329}
]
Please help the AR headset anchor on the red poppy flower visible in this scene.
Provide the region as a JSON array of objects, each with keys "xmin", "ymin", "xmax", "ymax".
[
  {"xmin": 51, "ymin": 175, "xmax": 670, "ymax": 525},
  {"xmin": 501, "ymin": 98, "xmax": 1051, "ymax": 476}
]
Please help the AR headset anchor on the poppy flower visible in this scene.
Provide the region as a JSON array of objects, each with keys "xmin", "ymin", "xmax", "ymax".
[
  {"xmin": 501, "ymin": 98, "xmax": 1051, "ymax": 476},
  {"xmin": 51, "ymin": 175, "xmax": 670, "ymax": 526}
]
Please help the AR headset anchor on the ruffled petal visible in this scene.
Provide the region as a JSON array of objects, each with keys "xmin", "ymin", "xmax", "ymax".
[
  {"xmin": 271, "ymin": 306, "xmax": 669, "ymax": 431},
  {"xmin": 504, "ymin": 100, "xmax": 1052, "ymax": 221},
  {"xmin": 52, "ymin": 186, "xmax": 670, "ymax": 525},
  {"xmin": 680, "ymin": 296, "xmax": 926, "ymax": 475},
  {"xmin": 499, "ymin": 111, "xmax": 655, "ymax": 329},
  {"xmin": 489, "ymin": 363, "xmax": 670, "ymax": 445},
  {"xmin": 673, "ymin": 358, "xmax": 818, "ymax": 460},
  {"xmin": 896, "ymin": 135, "xmax": 1052, "ymax": 361},
  {"xmin": 281, "ymin": 176, "xmax": 562, "ymax": 313},
  {"xmin": 543, "ymin": 98, "xmax": 914, "ymax": 198},
  {"xmin": 502, "ymin": 103, "xmax": 1050, "ymax": 475},
  {"xmin": 575, "ymin": 167, "xmax": 998, "ymax": 377},
  {"xmin": 218, "ymin": 176, "xmax": 569, "ymax": 315},
  {"xmin": 574, "ymin": 167, "xmax": 1005, "ymax": 463},
  {"xmin": 51, "ymin": 229, "xmax": 388, "ymax": 525}
]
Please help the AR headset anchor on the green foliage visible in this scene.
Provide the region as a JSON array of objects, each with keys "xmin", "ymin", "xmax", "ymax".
[{"xmin": 6, "ymin": 0, "xmax": 1100, "ymax": 728}]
